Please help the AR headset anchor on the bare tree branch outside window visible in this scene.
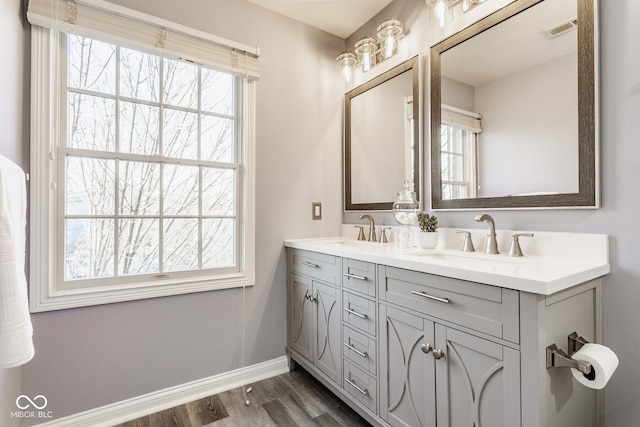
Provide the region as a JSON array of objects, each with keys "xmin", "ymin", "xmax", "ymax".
[{"xmin": 63, "ymin": 34, "xmax": 238, "ymax": 283}]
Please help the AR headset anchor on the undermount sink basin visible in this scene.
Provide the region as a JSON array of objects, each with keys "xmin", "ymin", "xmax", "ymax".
[
  {"xmin": 412, "ymin": 251, "xmax": 537, "ymax": 268},
  {"xmin": 323, "ymin": 239, "xmax": 384, "ymax": 247}
]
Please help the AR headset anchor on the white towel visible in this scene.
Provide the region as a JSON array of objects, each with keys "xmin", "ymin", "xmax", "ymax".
[{"xmin": 0, "ymin": 155, "xmax": 34, "ymax": 368}]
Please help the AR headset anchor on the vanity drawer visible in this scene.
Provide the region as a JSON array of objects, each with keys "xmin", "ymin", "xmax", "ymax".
[
  {"xmin": 343, "ymin": 360, "xmax": 377, "ymax": 413},
  {"xmin": 342, "ymin": 258, "xmax": 376, "ymax": 297},
  {"xmin": 343, "ymin": 291, "xmax": 376, "ymax": 337},
  {"xmin": 343, "ymin": 326, "xmax": 377, "ymax": 376},
  {"xmin": 289, "ymin": 249, "xmax": 340, "ymax": 285},
  {"xmin": 379, "ymin": 266, "xmax": 519, "ymax": 343}
]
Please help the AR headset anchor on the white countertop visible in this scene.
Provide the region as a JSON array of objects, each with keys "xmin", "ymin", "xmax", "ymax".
[{"xmin": 284, "ymin": 229, "xmax": 610, "ymax": 295}]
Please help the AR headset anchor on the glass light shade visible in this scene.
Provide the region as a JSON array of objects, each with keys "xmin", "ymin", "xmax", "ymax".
[
  {"xmin": 430, "ymin": 0, "xmax": 453, "ymax": 27},
  {"xmin": 463, "ymin": 0, "xmax": 488, "ymax": 12},
  {"xmin": 377, "ymin": 19, "xmax": 404, "ymax": 59},
  {"xmin": 384, "ymin": 35, "xmax": 395, "ymax": 59},
  {"xmin": 336, "ymin": 52, "xmax": 357, "ymax": 82},
  {"xmin": 354, "ymin": 37, "xmax": 378, "ymax": 72}
]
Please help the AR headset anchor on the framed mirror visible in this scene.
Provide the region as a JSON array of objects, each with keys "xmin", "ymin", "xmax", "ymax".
[
  {"xmin": 345, "ymin": 56, "xmax": 420, "ymax": 211},
  {"xmin": 430, "ymin": 0, "xmax": 598, "ymax": 210}
]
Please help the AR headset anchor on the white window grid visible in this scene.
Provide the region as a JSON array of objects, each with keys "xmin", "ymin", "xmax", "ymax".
[
  {"xmin": 56, "ymin": 34, "xmax": 243, "ymax": 289},
  {"xmin": 29, "ymin": 23, "xmax": 256, "ymax": 312},
  {"xmin": 440, "ymin": 124, "xmax": 478, "ymax": 200}
]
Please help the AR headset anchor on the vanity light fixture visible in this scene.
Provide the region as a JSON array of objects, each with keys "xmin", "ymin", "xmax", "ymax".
[
  {"xmin": 429, "ymin": 0, "xmax": 454, "ymax": 27},
  {"xmin": 336, "ymin": 18, "xmax": 404, "ymax": 82},
  {"xmin": 377, "ymin": 19, "xmax": 404, "ymax": 59},
  {"xmin": 354, "ymin": 36, "xmax": 378, "ymax": 72},
  {"xmin": 336, "ymin": 52, "xmax": 357, "ymax": 82},
  {"xmin": 427, "ymin": 0, "xmax": 488, "ymax": 28}
]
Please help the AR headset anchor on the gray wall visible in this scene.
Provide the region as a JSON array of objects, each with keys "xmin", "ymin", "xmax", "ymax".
[
  {"xmin": 12, "ymin": 0, "xmax": 345, "ymax": 422},
  {"xmin": 345, "ymin": 0, "xmax": 640, "ymax": 425},
  {"xmin": 476, "ymin": 53, "xmax": 578, "ymax": 197}
]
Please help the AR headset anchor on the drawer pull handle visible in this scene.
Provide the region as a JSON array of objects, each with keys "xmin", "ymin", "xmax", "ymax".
[
  {"xmin": 411, "ymin": 290, "xmax": 450, "ymax": 304},
  {"xmin": 344, "ymin": 342, "xmax": 368, "ymax": 358},
  {"xmin": 345, "ymin": 377, "xmax": 368, "ymax": 396},
  {"xmin": 344, "ymin": 273, "xmax": 367, "ymax": 281},
  {"xmin": 302, "ymin": 261, "xmax": 320, "ymax": 268},
  {"xmin": 344, "ymin": 307, "xmax": 367, "ymax": 319}
]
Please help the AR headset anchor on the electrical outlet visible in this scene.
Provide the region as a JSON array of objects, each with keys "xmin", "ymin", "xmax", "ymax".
[{"xmin": 312, "ymin": 202, "xmax": 322, "ymax": 220}]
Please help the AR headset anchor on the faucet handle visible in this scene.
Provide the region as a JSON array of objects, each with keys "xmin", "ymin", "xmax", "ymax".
[
  {"xmin": 380, "ymin": 227, "xmax": 391, "ymax": 243},
  {"xmin": 354, "ymin": 226, "xmax": 366, "ymax": 241},
  {"xmin": 456, "ymin": 230, "xmax": 475, "ymax": 252},
  {"xmin": 509, "ymin": 233, "xmax": 534, "ymax": 257}
]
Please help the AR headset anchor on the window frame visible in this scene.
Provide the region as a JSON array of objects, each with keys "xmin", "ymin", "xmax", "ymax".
[
  {"xmin": 29, "ymin": 26, "xmax": 256, "ymax": 312},
  {"xmin": 440, "ymin": 124, "xmax": 479, "ymax": 200}
]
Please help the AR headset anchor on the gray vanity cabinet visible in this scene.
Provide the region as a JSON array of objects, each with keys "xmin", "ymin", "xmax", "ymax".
[
  {"xmin": 379, "ymin": 304, "xmax": 436, "ymax": 427},
  {"xmin": 378, "ymin": 265, "xmax": 521, "ymax": 427},
  {"xmin": 379, "ymin": 305, "xmax": 520, "ymax": 427},
  {"xmin": 288, "ymin": 250, "xmax": 342, "ymax": 385},
  {"xmin": 290, "ymin": 273, "xmax": 313, "ymax": 361},
  {"xmin": 286, "ymin": 245, "xmax": 603, "ymax": 427},
  {"xmin": 313, "ymin": 280, "xmax": 342, "ymax": 383},
  {"xmin": 342, "ymin": 257, "xmax": 378, "ymax": 413},
  {"xmin": 434, "ymin": 325, "xmax": 521, "ymax": 427}
]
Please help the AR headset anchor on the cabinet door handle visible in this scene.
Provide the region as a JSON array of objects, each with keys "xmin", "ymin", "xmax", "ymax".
[
  {"xmin": 344, "ymin": 342, "xmax": 368, "ymax": 358},
  {"xmin": 344, "ymin": 307, "xmax": 367, "ymax": 319},
  {"xmin": 411, "ymin": 290, "xmax": 450, "ymax": 304},
  {"xmin": 302, "ymin": 261, "xmax": 320, "ymax": 268},
  {"xmin": 433, "ymin": 348, "xmax": 445, "ymax": 360},
  {"xmin": 345, "ymin": 377, "xmax": 368, "ymax": 396},
  {"xmin": 344, "ymin": 273, "xmax": 367, "ymax": 281}
]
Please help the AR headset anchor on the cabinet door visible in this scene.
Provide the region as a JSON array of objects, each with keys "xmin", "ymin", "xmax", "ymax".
[
  {"xmin": 290, "ymin": 273, "xmax": 313, "ymax": 361},
  {"xmin": 314, "ymin": 280, "xmax": 342, "ymax": 384},
  {"xmin": 435, "ymin": 325, "xmax": 521, "ymax": 427},
  {"xmin": 379, "ymin": 305, "xmax": 436, "ymax": 427}
]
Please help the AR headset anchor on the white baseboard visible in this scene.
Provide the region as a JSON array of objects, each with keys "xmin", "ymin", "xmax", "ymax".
[{"xmin": 35, "ymin": 356, "xmax": 290, "ymax": 427}]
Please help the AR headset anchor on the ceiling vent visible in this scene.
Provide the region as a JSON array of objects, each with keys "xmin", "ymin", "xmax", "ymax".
[{"xmin": 544, "ymin": 18, "xmax": 578, "ymax": 38}]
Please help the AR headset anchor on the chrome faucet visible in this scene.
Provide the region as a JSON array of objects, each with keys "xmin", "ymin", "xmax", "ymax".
[
  {"xmin": 474, "ymin": 214, "xmax": 499, "ymax": 254},
  {"xmin": 358, "ymin": 214, "xmax": 377, "ymax": 242}
]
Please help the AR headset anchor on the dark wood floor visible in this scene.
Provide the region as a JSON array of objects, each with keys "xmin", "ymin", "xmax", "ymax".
[{"xmin": 115, "ymin": 367, "xmax": 372, "ymax": 427}]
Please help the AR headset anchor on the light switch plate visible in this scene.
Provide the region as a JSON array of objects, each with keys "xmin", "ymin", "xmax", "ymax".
[{"xmin": 312, "ymin": 202, "xmax": 322, "ymax": 220}]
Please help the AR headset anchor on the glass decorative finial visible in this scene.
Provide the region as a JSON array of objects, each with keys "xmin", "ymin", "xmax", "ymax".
[{"xmin": 392, "ymin": 180, "xmax": 420, "ymax": 247}]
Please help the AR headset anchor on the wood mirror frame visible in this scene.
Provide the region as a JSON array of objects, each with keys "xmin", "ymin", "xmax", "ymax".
[
  {"xmin": 430, "ymin": 0, "xmax": 598, "ymax": 210},
  {"xmin": 345, "ymin": 56, "xmax": 420, "ymax": 211}
]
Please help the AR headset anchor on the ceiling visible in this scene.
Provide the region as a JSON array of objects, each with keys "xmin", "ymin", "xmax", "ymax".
[
  {"xmin": 247, "ymin": 0, "xmax": 394, "ymax": 39},
  {"xmin": 441, "ymin": 0, "xmax": 577, "ymax": 87}
]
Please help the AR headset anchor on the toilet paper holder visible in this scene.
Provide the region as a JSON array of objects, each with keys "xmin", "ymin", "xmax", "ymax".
[{"xmin": 546, "ymin": 332, "xmax": 593, "ymax": 375}]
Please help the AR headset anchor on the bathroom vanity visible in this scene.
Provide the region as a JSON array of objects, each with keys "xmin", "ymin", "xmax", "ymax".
[{"xmin": 284, "ymin": 228, "xmax": 609, "ymax": 427}]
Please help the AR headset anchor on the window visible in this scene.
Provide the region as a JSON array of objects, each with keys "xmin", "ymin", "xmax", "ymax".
[
  {"xmin": 28, "ymin": 0, "xmax": 259, "ymax": 311},
  {"xmin": 440, "ymin": 125, "xmax": 478, "ymax": 200},
  {"xmin": 440, "ymin": 105, "xmax": 481, "ymax": 200}
]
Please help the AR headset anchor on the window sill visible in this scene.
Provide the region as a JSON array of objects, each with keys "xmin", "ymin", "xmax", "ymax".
[{"xmin": 29, "ymin": 273, "xmax": 255, "ymax": 313}]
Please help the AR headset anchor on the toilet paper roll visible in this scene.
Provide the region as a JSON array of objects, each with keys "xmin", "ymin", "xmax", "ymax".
[{"xmin": 571, "ymin": 343, "xmax": 619, "ymax": 389}]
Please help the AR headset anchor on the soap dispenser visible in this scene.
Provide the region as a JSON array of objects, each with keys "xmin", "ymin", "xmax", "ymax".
[{"xmin": 392, "ymin": 180, "xmax": 420, "ymax": 248}]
